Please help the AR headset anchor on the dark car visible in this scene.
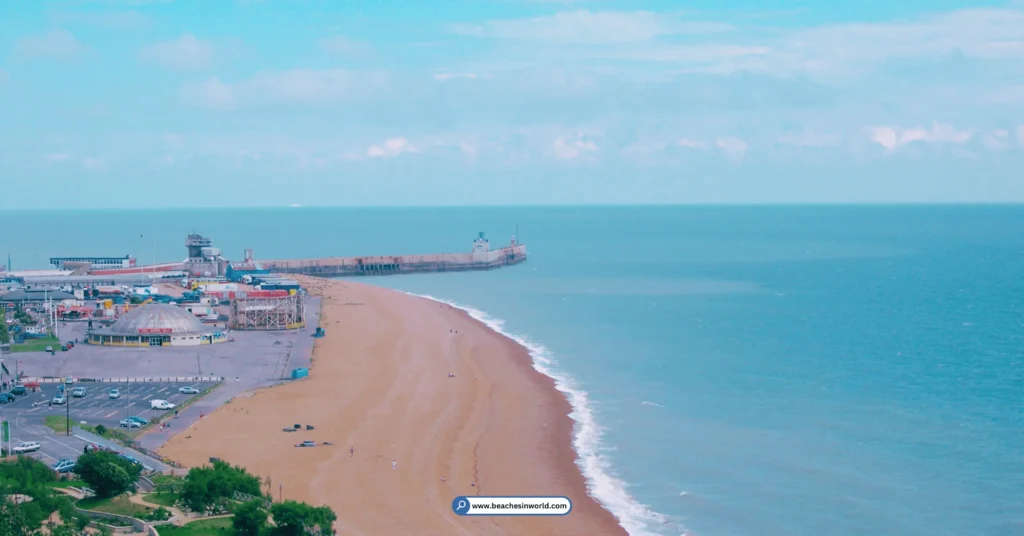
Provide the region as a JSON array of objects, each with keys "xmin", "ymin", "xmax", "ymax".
[
  {"xmin": 11, "ymin": 385, "xmax": 27, "ymax": 395},
  {"xmin": 0, "ymin": 393, "xmax": 15, "ymax": 403}
]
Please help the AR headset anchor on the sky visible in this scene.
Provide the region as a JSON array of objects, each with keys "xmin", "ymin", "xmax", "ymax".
[{"xmin": 1, "ymin": 0, "xmax": 1024, "ymax": 208}]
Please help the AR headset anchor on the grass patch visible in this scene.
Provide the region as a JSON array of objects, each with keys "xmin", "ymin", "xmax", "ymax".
[
  {"xmin": 155, "ymin": 517, "xmax": 235, "ymax": 536},
  {"xmin": 45, "ymin": 415, "xmax": 73, "ymax": 433},
  {"xmin": 50, "ymin": 478, "xmax": 86, "ymax": 489},
  {"xmin": 11, "ymin": 335, "xmax": 60, "ymax": 353},
  {"xmin": 78, "ymin": 494, "xmax": 154, "ymax": 519},
  {"xmin": 81, "ymin": 423, "xmax": 137, "ymax": 444},
  {"xmin": 143, "ymin": 492, "xmax": 181, "ymax": 507},
  {"xmin": 151, "ymin": 474, "xmax": 184, "ymax": 487}
]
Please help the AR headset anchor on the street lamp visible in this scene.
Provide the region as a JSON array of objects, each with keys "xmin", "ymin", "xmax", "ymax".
[{"xmin": 66, "ymin": 385, "xmax": 71, "ymax": 436}]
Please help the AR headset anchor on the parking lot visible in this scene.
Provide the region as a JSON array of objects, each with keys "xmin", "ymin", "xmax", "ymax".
[{"xmin": 2, "ymin": 381, "xmax": 217, "ymax": 429}]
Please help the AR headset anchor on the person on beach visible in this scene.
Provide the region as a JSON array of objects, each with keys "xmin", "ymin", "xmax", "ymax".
[
  {"xmin": 350, "ymin": 446, "xmax": 354, "ymax": 457},
  {"xmin": 392, "ymin": 460, "xmax": 397, "ymax": 471}
]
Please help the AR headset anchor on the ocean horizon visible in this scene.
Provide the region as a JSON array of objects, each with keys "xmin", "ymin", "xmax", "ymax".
[{"xmin": 2, "ymin": 205, "xmax": 1022, "ymax": 536}]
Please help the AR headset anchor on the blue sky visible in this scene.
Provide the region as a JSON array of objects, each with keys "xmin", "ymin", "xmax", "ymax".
[{"xmin": 1, "ymin": 0, "xmax": 1023, "ymax": 208}]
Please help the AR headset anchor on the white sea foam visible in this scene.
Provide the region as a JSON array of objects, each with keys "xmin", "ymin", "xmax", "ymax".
[{"xmin": 409, "ymin": 292, "xmax": 671, "ymax": 536}]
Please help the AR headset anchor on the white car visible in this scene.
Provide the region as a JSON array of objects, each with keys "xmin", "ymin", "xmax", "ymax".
[
  {"xmin": 13, "ymin": 441, "xmax": 41, "ymax": 454},
  {"xmin": 178, "ymin": 386, "xmax": 199, "ymax": 394},
  {"xmin": 150, "ymin": 399, "xmax": 176, "ymax": 410},
  {"xmin": 108, "ymin": 389, "xmax": 121, "ymax": 399},
  {"xmin": 52, "ymin": 395, "xmax": 66, "ymax": 405},
  {"xmin": 119, "ymin": 419, "xmax": 142, "ymax": 429}
]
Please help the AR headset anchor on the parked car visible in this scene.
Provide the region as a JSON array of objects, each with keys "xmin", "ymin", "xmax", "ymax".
[
  {"xmin": 52, "ymin": 459, "xmax": 76, "ymax": 473},
  {"xmin": 295, "ymin": 440, "xmax": 317, "ymax": 448},
  {"xmin": 108, "ymin": 389, "xmax": 120, "ymax": 399},
  {"xmin": 45, "ymin": 346, "xmax": 53, "ymax": 352},
  {"xmin": 0, "ymin": 393, "xmax": 15, "ymax": 403},
  {"xmin": 150, "ymin": 399, "xmax": 175, "ymax": 410},
  {"xmin": 13, "ymin": 441, "xmax": 41, "ymax": 454},
  {"xmin": 178, "ymin": 386, "xmax": 199, "ymax": 394},
  {"xmin": 11, "ymin": 385, "xmax": 27, "ymax": 395},
  {"xmin": 64, "ymin": 377, "xmax": 74, "ymax": 385},
  {"xmin": 71, "ymin": 387, "xmax": 87, "ymax": 397},
  {"xmin": 119, "ymin": 419, "xmax": 142, "ymax": 429},
  {"xmin": 52, "ymin": 395, "xmax": 66, "ymax": 405},
  {"xmin": 128, "ymin": 416, "xmax": 148, "ymax": 425},
  {"xmin": 119, "ymin": 454, "xmax": 142, "ymax": 466}
]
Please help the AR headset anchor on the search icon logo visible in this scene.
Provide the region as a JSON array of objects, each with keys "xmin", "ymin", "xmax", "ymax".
[{"xmin": 452, "ymin": 496, "xmax": 471, "ymax": 515}]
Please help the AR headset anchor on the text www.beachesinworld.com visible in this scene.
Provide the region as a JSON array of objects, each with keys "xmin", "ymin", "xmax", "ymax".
[{"xmin": 452, "ymin": 496, "xmax": 572, "ymax": 516}]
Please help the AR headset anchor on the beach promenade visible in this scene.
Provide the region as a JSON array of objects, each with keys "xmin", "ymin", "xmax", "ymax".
[{"xmin": 159, "ymin": 276, "xmax": 625, "ymax": 535}]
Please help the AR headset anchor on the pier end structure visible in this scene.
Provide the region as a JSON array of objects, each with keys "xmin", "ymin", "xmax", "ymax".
[{"xmin": 261, "ymin": 232, "xmax": 527, "ymax": 277}]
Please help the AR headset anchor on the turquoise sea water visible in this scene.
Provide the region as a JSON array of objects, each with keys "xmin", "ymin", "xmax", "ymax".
[{"xmin": 2, "ymin": 206, "xmax": 1023, "ymax": 536}]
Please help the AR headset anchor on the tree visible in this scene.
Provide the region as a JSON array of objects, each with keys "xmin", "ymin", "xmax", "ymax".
[
  {"xmin": 233, "ymin": 500, "xmax": 267, "ymax": 536},
  {"xmin": 270, "ymin": 501, "xmax": 336, "ymax": 536},
  {"xmin": 0, "ymin": 500, "xmax": 32, "ymax": 536},
  {"xmin": 50, "ymin": 523, "xmax": 84, "ymax": 536},
  {"xmin": 94, "ymin": 424, "xmax": 107, "ymax": 436},
  {"xmin": 0, "ymin": 315, "xmax": 9, "ymax": 344},
  {"xmin": 72, "ymin": 450, "xmax": 142, "ymax": 497},
  {"xmin": 181, "ymin": 460, "xmax": 263, "ymax": 513}
]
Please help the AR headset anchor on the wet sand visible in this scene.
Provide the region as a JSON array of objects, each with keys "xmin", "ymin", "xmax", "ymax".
[{"xmin": 159, "ymin": 277, "xmax": 626, "ymax": 535}]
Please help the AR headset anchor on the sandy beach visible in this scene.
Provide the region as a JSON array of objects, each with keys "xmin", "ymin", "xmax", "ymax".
[{"xmin": 159, "ymin": 276, "xmax": 626, "ymax": 536}]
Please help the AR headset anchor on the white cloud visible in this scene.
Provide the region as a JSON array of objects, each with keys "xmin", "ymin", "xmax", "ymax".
[
  {"xmin": 139, "ymin": 34, "xmax": 216, "ymax": 70},
  {"xmin": 1018, "ymin": 125, "xmax": 1024, "ymax": 147},
  {"xmin": 869, "ymin": 122, "xmax": 972, "ymax": 152},
  {"xmin": 181, "ymin": 78, "xmax": 236, "ymax": 110},
  {"xmin": 678, "ymin": 138, "xmax": 705, "ymax": 149},
  {"xmin": 367, "ymin": 138, "xmax": 417, "ymax": 158},
  {"xmin": 712, "ymin": 8, "xmax": 1024, "ymax": 76},
  {"xmin": 715, "ymin": 137, "xmax": 748, "ymax": 159},
  {"xmin": 182, "ymin": 69, "xmax": 387, "ymax": 110},
  {"xmin": 433, "ymin": 73, "xmax": 479, "ymax": 81},
  {"xmin": 552, "ymin": 133, "xmax": 598, "ymax": 159},
  {"xmin": 987, "ymin": 85, "xmax": 1024, "ymax": 104},
  {"xmin": 45, "ymin": 153, "xmax": 71, "ymax": 163},
  {"xmin": 318, "ymin": 35, "xmax": 370, "ymax": 56},
  {"xmin": 82, "ymin": 157, "xmax": 105, "ymax": 170},
  {"xmin": 452, "ymin": 10, "xmax": 732, "ymax": 44},
  {"xmin": 16, "ymin": 29, "xmax": 87, "ymax": 60},
  {"xmin": 982, "ymin": 129, "xmax": 1010, "ymax": 150}
]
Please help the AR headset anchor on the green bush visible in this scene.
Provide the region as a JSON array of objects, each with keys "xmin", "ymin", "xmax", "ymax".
[
  {"xmin": 270, "ymin": 501, "xmax": 336, "ymax": 536},
  {"xmin": 181, "ymin": 459, "xmax": 263, "ymax": 513},
  {"xmin": 72, "ymin": 450, "xmax": 142, "ymax": 497},
  {"xmin": 94, "ymin": 424, "xmax": 108, "ymax": 436},
  {"xmin": 232, "ymin": 500, "xmax": 267, "ymax": 536}
]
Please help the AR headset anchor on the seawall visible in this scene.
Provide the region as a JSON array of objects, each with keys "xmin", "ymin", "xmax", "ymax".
[{"xmin": 261, "ymin": 244, "xmax": 527, "ymax": 277}]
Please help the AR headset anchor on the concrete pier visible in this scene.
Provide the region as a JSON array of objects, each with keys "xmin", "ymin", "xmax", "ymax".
[{"xmin": 262, "ymin": 242, "xmax": 527, "ymax": 277}]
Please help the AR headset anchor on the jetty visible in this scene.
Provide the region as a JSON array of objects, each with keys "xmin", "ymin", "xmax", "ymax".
[
  {"xmin": 72, "ymin": 231, "xmax": 526, "ymax": 279},
  {"xmin": 262, "ymin": 232, "xmax": 527, "ymax": 277}
]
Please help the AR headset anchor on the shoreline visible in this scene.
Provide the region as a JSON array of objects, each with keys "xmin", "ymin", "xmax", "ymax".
[{"xmin": 159, "ymin": 277, "xmax": 627, "ymax": 535}]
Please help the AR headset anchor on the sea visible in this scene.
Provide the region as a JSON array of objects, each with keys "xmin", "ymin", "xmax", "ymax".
[{"xmin": 2, "ymin": 205, "xmax": 1023, "ymax": 536}]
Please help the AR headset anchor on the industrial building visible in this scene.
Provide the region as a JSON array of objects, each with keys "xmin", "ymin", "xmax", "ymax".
[
  {"xmin": 0, "ymin": 289, "xmax": 77, "ymax": 305},
  {"xmin": 86, "ymin": 303, "xmax": 227, "ymax": 347},
  {"xmin": 226, "ymin": 249, "xmax": 270, "ymax": 282},
  {"xmin": 50, "ymin": 256, "xmax": 135, "ymax": 270},
  {"xmin": 183, "ymin": 233, "xmax": 227, "ymax": 278},
  {"xmin": 230, "ymin": 292, "xmax": 305, "ymax": 330}
]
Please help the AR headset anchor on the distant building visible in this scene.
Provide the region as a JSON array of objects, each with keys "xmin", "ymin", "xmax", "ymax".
[
  {"xmin": 226, "ymin": 249, "xmax": 270, "ymax": 282},
  {"xmin": 0, "ymin": 289, "xmax": 77, "ymax": 305},
  {"xmin": 50, "ymin": 256, "xmax": 135, "ymax": 270}
]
